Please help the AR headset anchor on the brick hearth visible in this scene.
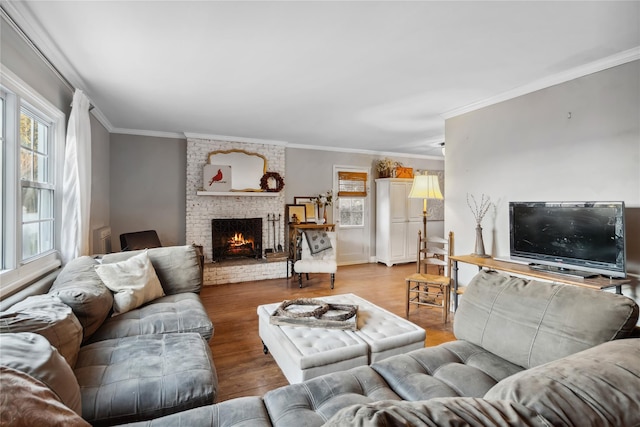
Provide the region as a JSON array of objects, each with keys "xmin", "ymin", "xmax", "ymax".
[{"xmin": 203, "ymin": 258, "xmax": 288, "ymax": 285}]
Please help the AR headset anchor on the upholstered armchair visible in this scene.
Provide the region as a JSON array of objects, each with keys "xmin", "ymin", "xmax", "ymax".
[{"xmin": 294, "ymin": 230, "xmax": 337, "ymax": 289}]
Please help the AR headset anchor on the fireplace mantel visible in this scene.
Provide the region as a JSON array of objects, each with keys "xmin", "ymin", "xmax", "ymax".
[{"xmin": 196, "ymin": 191, "xmax": 280, "ymax": 197}]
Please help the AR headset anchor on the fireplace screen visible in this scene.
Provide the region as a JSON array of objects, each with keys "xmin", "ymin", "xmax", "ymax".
[{"xmin": 211, "ymin": 218, "xmax": 262, "ymax": 261}]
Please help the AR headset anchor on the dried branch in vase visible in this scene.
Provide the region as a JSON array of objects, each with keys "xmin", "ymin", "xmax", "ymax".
[{"xmin": 467, "ymin": 193, "xmax": 492, "ymax": 225}]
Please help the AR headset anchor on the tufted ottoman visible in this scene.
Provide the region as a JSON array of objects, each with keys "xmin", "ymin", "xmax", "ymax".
[{"xmin": 257, "ymin": 293, "xmax": 425, "ymax": 384}]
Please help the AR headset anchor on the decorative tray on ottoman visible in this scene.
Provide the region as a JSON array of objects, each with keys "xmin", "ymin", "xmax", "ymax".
[{"xmin": 270, "ymin": 298, "xmax": 358, "ymax": 330}]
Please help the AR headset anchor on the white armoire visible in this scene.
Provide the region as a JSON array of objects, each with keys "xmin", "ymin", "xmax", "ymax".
[{"xmin": 375, "ymin": 178, "xmax": 424, "ymax": 267}]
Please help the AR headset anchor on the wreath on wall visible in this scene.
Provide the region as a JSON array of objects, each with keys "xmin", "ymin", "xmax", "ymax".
[{"xmin": 260, "ymin": 172, "xmax": 285, "ymax": 192}]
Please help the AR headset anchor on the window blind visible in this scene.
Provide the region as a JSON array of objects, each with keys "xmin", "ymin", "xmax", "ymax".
[{"xmin": 338, "ymin": 172, "xmax": 367, "ymax": 197}]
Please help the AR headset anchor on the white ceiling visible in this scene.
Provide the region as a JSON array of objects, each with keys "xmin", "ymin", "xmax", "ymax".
[{"xmin": 5, "ymin": 1, "xmax": 640, "ymax": 157}]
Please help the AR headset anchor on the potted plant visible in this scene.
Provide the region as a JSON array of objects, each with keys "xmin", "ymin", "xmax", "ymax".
[{"xmin": 376, "ymin": 158, "xmax": 401, "ymax": 178}]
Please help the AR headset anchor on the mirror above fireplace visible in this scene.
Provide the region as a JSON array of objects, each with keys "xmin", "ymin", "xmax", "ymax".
[{"xmin": 207, "ymin": 149, "xmax": 266, "ymax": 192}]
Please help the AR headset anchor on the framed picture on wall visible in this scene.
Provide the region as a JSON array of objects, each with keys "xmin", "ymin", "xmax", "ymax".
[
  {"xmin": 286, "ymin": 204, "xmax": 306, "ymax": 224},
  {"xmin": 294, "ymin": 196, "xmax": 318, "ymax": 222}
]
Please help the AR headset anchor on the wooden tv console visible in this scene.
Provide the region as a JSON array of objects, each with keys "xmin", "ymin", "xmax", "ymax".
[{"xmin": 450, "ymin": 254, "xmax": 631, "ymax": 310}]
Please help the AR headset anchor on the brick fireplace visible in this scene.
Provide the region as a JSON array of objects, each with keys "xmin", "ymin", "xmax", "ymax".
[
  {"xmin": 211, "ymin": 218, "xmax": 262, "ymax": 261},
  {"xmin": 185, "ymin": 136, "xmax": 287, "ymax": 285}
]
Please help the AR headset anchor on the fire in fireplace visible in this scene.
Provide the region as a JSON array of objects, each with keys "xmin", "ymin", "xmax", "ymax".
[{"xmin": 211, "ymin": 218, "xmax": 262, "ymax": 261}]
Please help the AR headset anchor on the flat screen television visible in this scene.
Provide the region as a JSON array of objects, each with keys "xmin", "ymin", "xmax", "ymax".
[{"xmin": 509, "ymin": 201, "xmax": 626, "ymax": 278}]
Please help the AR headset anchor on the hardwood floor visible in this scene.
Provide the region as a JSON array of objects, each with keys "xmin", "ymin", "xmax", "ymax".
[{"xmin": 199, "ymin": 262, "xmax": 455, "ymax": 402}]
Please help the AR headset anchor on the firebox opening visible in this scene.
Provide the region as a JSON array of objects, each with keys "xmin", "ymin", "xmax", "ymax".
[{"xmin": 212, "ymin": 218, "xmax": 262, "ymax": 261}]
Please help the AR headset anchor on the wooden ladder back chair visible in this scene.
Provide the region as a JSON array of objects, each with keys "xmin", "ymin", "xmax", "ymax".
[
  {"xmin": 405, "ymin": 231, "xmax": 454, "ymax": 323},
  {"xmin": 420, "ymin": 235, "xmax": 448, "ymax": 275}
]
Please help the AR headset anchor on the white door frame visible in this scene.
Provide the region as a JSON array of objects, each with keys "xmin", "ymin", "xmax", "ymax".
[{"xmin": 332, "ymin": 165, "xmax": 372, "ymax": 265}]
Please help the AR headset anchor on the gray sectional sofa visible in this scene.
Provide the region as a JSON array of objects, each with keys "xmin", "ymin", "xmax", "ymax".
[
  {"xmin": 0, "ymin": 245, "xmax": 217, "ymax": 426},
  {"xmin": 120, "ymin": 269, "xmax": 640, "ymax": 427},
  {"xmin": 2, "ymin": 249, "xmax": 639, "ymax": 426}
]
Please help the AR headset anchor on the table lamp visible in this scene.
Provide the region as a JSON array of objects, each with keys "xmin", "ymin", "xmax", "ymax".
[{"xmin": 408, "ymin": 173, "xmax": 443, "ymax": 242}]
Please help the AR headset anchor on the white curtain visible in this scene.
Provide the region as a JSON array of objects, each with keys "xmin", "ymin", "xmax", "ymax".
[{"xmin": 61, "ymin": 89, "xmax": 92, "ymax": 264}]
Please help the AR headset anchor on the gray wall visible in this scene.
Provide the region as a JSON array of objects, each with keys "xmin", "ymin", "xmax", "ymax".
[
  {"xmin": 109, "ymin": 140, "xmax": 444, "ymax": 255},
  {"xmin": 109, "ymin": 134, "xmax": 187, "ymax": 250},
  {"xmin": 285, "ymin": 148, "xmax": 443, "ymax": 204},
  {"xmin": 1, "ymin": 13, "xmax": 110, "ymax": 255},
  {"xmin": 285, "ymin": 148, "xmax": 445, "ymax": 258},
  {"xmin": 445, "ymin": 61, "xmax": 640, "ymax": 302},
  {"xmin": 90, "ymin": 115, "xmax": 110, "ymax": 242}
]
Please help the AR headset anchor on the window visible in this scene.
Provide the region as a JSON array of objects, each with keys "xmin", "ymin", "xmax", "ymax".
[
  {"xmin": 338, "ymin": 197, "xmax": 365, "ymax": 227},
  {"xmin": 20, "ymin": 107, "xmax": 55, "ymax": 260},
  {"xmin": 1, "ymin": 67, "xmax": 64, "ymax": 297},
  {"xmin": 337, "ymin": 171, "xmax": 367, "ymax": 227}
]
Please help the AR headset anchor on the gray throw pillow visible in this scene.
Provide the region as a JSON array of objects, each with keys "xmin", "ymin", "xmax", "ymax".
[
  {"xmin": 48, "ymin": 256, "xmax": 113, "ymax": 342},
  {"xmin": 1, "ymin": 294, "xmax": 82, "ymax": 367},
  {"xmin": 304, "ymin": 230, "xmax": 332, "ymax": 255}
]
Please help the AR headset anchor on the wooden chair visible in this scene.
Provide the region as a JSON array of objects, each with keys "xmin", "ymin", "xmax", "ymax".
[
  {"xmin": 422, "ymin": 235, "xmax": 449, "ymax": 275},
  {"xmin": 405, "ymin": 231, "xmax": 454, "ymax": 323}
]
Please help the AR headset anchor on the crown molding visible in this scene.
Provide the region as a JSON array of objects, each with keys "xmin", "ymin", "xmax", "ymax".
[
  {"xmin": 286, "ymin": 142, "xmax": 442, "ymax": 160},
  {"xmin": 122, "ymin": 129, "xmax": 443, "ymax": 159},
  {"xmin": 89, "ymin": 107, "xmax": 115, "ymax": 132},
  {"xmin": 184, "ymin": 132, "xmax": 288, "ymax": 145},
  {"xmin": 110, "ymin": 128, "xmax": 185, "ymax": 139},
  {"xmin": 442, "ymin": 46, "xmax": 640, "ymax": 120}
]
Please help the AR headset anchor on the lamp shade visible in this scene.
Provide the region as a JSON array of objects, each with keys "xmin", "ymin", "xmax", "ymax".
[{"xmin": 408, "ymin": 175, "xmax": 443, "ymax": 200}]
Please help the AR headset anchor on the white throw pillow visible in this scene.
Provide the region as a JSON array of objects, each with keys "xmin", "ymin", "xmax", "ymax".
[{"xmin": 95, "ymin": 251, "xmax": 165, "ymax": 316}]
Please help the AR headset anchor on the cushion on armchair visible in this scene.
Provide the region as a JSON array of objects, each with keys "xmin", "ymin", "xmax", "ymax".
[{"xmin": 294, "ymin": 231, "xmax": 337, "ymax": 274}]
